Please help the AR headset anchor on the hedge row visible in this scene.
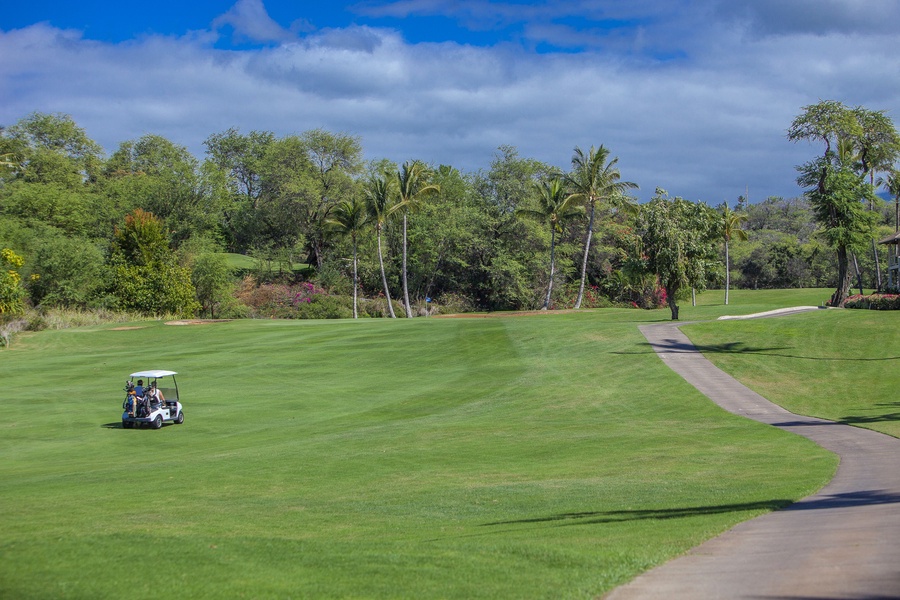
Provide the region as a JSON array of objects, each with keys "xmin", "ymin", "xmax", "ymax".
[{"xmin": 843, "ymin": 294, "xmax": 900, "ymax": 310}]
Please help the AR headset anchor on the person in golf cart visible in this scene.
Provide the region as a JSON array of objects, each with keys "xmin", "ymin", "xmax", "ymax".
[{"xmin": 146, "ymin": 381, "xmax": 165, "ymax": 407}]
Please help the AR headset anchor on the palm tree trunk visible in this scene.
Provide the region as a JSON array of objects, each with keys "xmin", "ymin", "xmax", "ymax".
[
  {"xmin": 401, "ymin": 212, "xmax": 413, "ymax": 318},
  {"xmin": 852, "ymin": 252, "xmax": 863, "ymax": 295},
  {"xmin": 376, "ymin": 228, "xmax": 396, "ymax": 318},
  {"xmin": 352, "ymin": 238, "xmax": 358, "ymax": 319},
  {"xmin": 725, "ymin": 240, "xmax": 731, "ymax": 305},
  {"xmin": 543, "ymin": 228, "xmax": 556, "ymax": 310},
  {"xmin": 574, "ymin": 202, "xmax": 596, "ymax": 309},
  {"xmin": 872, "ymin": 239, "xmax": 882, "ymax": 291}
]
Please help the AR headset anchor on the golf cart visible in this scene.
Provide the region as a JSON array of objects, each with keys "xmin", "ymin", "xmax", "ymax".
[{"xmin": 122, "ymin": 370, "xmax": 184, "ymax": 429}]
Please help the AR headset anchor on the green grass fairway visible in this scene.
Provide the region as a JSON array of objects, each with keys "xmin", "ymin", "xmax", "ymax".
[
  {"xmin": 677, "ymin": 288, "xmax": 835, "ymax": 321},
  {"xmin": 0, "ymin": 310, "xmax": 836, "ymax": 598},
  {"xmin": 224, "ymin": 252, "xmax": 313, "ymax": 276},
  {"xmin": 683, "ymin": 309, "xmax": 900, "ymax": 439}
]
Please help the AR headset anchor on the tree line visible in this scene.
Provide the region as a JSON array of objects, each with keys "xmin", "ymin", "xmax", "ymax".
[{"xmin": 1, "ymin": 101, "xmax": 898, "ymax": 325}]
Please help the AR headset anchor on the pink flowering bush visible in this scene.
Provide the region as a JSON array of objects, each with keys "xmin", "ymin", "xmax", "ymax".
[
  {"xmin": 843, "ymin": 293, "xmax": 900, "ymax": 310},
  {"xmin": 234, "ymin": 275, "xmax": 402, "ymax": 319},
  {"xmin": 553, "ymin": 285, "xmax": 613, "ymax": 309}
]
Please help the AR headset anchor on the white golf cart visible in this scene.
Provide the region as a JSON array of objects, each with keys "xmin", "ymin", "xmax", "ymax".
[{"xmin": 122, "ymin": 370, "xmax": 184, "ymax": 429}]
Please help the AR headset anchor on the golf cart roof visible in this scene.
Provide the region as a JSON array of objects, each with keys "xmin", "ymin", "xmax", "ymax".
[{"xmin": 130, "ymin": 370, "xmax": 177, "ymax": 379}]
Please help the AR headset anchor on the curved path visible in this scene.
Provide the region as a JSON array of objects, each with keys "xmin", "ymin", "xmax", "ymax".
[{"xmin": 605, "ymin": 316, "xmax": 900, "ymax": 600}]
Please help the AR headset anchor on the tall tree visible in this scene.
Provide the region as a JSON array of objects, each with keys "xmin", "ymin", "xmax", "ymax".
[
  {"xmin": 853, "ymin": 107, "xmax": 900, "ymax": 290},
  {"xmin": 109, "ymin": 209, "xmax": 199, "ymax": 316},
  {"xmin": 637, "ymin": 189, "xmax": 719, "ymax": 320},
  {"xmin": 203, "ymin": 128, "xmax": 275, "ymax": 251},
  {"xmin": 364, "ymin": 172, "xmax": 398, "ymax": 318},
  {"xmin": 391, "ymin": 161, "xmax": 440, "ymax": 318},
  {"xmin": 301, "ymin": 129, "xmax": 364, "ymax": 269},
  {"xmin": 105, "ymin": 134, "xmax": 214, "ymax": 246},
  {"xmin": 327, "ymin": 197, "xmax": 369, "ymax": 319},
  {"xmin": 877, "ymin": 169, "xmax": 900, "ymax": 233},
  {"xmin": 256, "ymin": 136, "xmax": 318, "ymax": 264},
  {"xmin": 720, "ymin": 202, "xmax": 748, "ymax": 305},
  {"xmin": 564, "ymin": 145, "xmax": 638, "ymax": 309},
  {"xmin": 788, "ymin": 100, "xmax": 895, "ymax": 304},
  {"xmin": 798, "ymin": 158, "xmax": 877, "ymax": 305},
  {"xmin": 516, "ymin": 177, "xmax": 581, "ymax": 309},
  {"xmin": 5, "ymin": 112, "xmax": 103, "ymax": 185}
]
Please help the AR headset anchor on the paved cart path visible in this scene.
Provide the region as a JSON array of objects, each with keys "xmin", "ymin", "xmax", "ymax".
[{"xmin": 605, "ymin": 317, "xmax": 900, "ymax": 600}]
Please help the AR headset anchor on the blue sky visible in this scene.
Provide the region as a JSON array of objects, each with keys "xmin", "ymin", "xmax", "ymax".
[{"xmin": 3, "ymin": 0, "xmax": 900, "ymax": 202}]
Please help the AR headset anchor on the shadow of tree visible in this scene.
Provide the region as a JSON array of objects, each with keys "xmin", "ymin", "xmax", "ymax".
[
  {"xmin": 482, "ymin": 499, "xmax": 794, "ymax": 528},
  {"xmin": 837, "ymin": 412, "xmax": 900, "ymax": 426},
  {"xmin": 482, "ymin": 490, "xmax": 900, "ymax": 529},
  {"xmin": 617, "ymin": 338, "xmax": 900, "ymax": 362},
  {"xmin": 785, "ymin": 489, "xmax": 900, "ymax": 511}
]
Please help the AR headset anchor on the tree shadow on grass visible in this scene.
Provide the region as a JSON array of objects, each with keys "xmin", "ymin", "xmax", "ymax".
[
  {"xmin": 481, "ymin": 499, "xmax": 794, "ymax": 528},
  {"xmin": 482, "ymin": 491, "xmax": 900, "ymax": 528},
  {"xmin": 616, "ymin": 339, "xmax": 900, "ymax": 362},
  {"xmin": 612, "ymin": 339, "xmax": 791, "ymax": 356},
  {"xmin": 837, "ymin": 412, "xmax": 900, "ymax": 426}
]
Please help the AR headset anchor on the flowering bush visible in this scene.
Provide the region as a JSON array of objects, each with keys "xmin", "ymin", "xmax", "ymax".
[
  {"xmin": 843, "ymin": 293, "xmax": 900, "ymax": 310},
  {"xmin": 0, "ymin": 249, "xmax": 26, "ymax": 316},
  {"xmin": 292, "ymin": 281, "xmax": 326, "ymax": 305},
  {"xmin": 234, "ymin": 278, "xmax": 398, "ymax": 319},
  {"xmin": 553, "ymin": 285, "xmax": 613, "ymax": 309},
  {"xmin": 622, "ymin": 282, "xmax": 667, "ymax": 309}
]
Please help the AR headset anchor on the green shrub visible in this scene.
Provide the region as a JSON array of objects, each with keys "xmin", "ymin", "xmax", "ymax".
[
  {"xmin": 430, "ymin": 293, "xmax": 476, "ymax": 315},
  {"xmin": 294, "ymin": 294, "xmax": 354, "ymax": 319},
  {"xmin": 360, "ymin": 297, "xmax": 403, "ymax": 318}
]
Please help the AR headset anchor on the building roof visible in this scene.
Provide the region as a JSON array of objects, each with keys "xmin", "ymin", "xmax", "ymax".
[{"xmin": 877, "ymin": 232, "xmax": 900, "ymax": 245}]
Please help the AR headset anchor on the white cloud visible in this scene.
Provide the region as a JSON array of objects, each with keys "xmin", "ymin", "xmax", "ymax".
[
  {"xmin": 1, "ymin": 3, "xmax": 899, "ymax": 204},
  {"xmin": 212, "ymin": 0, "xmax": 297, "ymax": 43}
]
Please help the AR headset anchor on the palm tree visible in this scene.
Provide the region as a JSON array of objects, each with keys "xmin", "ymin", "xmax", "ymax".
[
  {"xmin": 364, "ymin": 173, "xmax": 398, "ymax": 318},
  {"xmin": 720, "ymin": 202, "xmax": 748, "ymax": 305},
  {"xmin": 326, "ymin": 197, "xmax": 368, "ymax": 319},
  {"xmin": 877, "ymin": 168, "xmax": 900, "ymax": 233},
  {"xmin": 389, "ymin": 161, "xmax": 440, "ymax": 318},
  {"xmin": 878, "ymin": 169, "xmax": 900, "ymax": 290},
  {"xmin": 564, "ymin": 145, "xmax": 638, "ymax": 309},
  {"xmin": 517, "ymin": 177, "xmax": 581, "ymax": 309}
]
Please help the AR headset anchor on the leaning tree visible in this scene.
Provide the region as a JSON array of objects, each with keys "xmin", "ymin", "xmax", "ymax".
[
  {"xmin": 564, "ymin": 145, "xmax": 638, "ymax": 309},
  {"xmin": 390, "ymin": 161, "xmax": 440, "ymax": 318},
  {"xmin": 788, "ymin": 100, "xmax": 898, "ymax": 305}
]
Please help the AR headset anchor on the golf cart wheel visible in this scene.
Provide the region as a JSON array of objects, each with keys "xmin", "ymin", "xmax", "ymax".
[
  {"xmin": 122, "ymin": 420, "xmax": 133, "ymax": 429},
  {"xmin": 174, "ymin": 410, "xmax": 184, "ymax": 425},
  {"xmin": 152, "ymin": 415, "xmax": 163, "ymax": 430}
]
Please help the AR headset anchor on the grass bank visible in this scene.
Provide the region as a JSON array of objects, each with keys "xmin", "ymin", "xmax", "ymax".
[
  {"xmin": 683, "ymin": 306, "xmax": 900, "ymax": 439},
  {"xmin": 0, "ymin": 306, "xmax": 836, "ymax": 598}
]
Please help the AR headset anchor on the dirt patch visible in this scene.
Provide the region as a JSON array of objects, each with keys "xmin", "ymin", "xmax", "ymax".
[
  {"xmin": 165, "ymin": 319, "xmax": 232, "ymax": 326},
  {"xmin": 110, "ymin": 326, "xmax": 147, "ymax": 331}
]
